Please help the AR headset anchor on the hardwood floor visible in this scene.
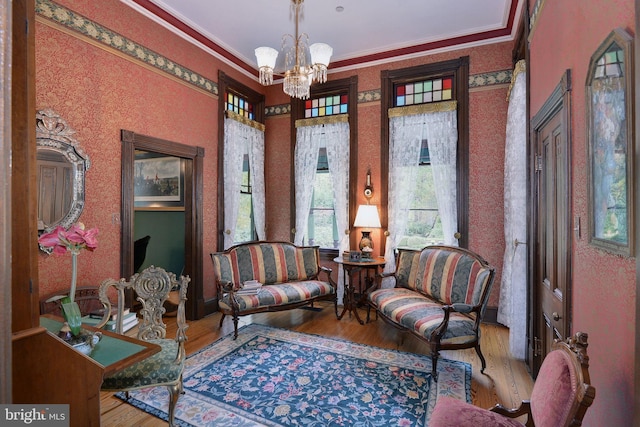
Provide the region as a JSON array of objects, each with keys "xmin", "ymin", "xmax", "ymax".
[{"xmin": 100, "ymin": 302, "xmax": 534, "ymax": 426}]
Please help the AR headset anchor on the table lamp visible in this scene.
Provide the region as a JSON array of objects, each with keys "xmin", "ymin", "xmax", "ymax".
[{"xmin": 353, "ymin": 204, "xmax": 381, "ymax": 255}]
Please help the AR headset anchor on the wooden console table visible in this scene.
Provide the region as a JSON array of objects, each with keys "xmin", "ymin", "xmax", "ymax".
[{"xmin": 12, "ymin": 315, "xmax": 160, "ymax": 427}]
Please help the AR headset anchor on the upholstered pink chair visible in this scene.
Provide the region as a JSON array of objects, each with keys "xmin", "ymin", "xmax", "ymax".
[{"xmin": 430, "ymin": 332, "xmax": 595, "ymax": 427}]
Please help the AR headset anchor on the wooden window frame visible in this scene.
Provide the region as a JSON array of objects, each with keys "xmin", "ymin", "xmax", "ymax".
[
  {"xmin": 217, "ymin": 71, "xmax": 266, "ymax": 250},
  {"xmin": 380, "ymin": 57, "xmax": 470, "ymax": 250},
  {"xmin": 290, "ymin": 76, "xmax": 358, "ymax": 261}
]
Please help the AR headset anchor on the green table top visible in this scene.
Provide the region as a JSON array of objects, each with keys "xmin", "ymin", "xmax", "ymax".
[{"xmin": 40, "ymin": 316, "xmax": 147, "ymax": 368}]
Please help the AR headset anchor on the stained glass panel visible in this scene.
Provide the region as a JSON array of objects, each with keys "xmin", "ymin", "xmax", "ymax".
[
  {"xmin": 226, "ymin": 91, "xmax": 255, "ymax": 120},
  {"xmin": 304, "ymin": 93, "xmax": 348, "ymax": 118},
  {"xmin": 394, "ymin": 77, "xmax": 453, "ymax": 107}
]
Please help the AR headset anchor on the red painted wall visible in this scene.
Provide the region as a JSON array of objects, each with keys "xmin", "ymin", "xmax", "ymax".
[{"xmin": 529, "ymin": 0, "xmax": 635, "ymax": 425}]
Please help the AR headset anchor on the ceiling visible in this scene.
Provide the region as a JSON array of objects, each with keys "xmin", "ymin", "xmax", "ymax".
[{"xmin": 124, "ymin": 0, "xmax": 523, "ymax": 80}]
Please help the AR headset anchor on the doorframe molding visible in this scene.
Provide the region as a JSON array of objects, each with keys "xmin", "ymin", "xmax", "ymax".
[
  {"xmin": 633, "ymin": 0, "xmax": 640, "ymax": 421},
  {"xmin": 529, "ymin": 69, "xmax": 573, "ymax": 376},
  {"xmin": 121, "ymin": 130, "xmax": 205, "ymax": 320}
]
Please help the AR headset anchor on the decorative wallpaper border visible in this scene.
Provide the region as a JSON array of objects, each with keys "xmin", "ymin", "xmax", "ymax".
[
  {"xmin": 37, "ymin": 0, "xmax": 513, "ymax": 118},
  {"xmin": 36, "ymin": 0, "xmax": 219, "ymax": 97},
  {"xmin": 265, "ymin": 104, "xmax": 292, "ymax": 117},
  {"xmin": 469, "ymin": 70, "xmax": 512, "ymax": 88}
]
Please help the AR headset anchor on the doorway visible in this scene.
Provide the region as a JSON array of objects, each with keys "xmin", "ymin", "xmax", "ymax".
[
  {"xmin": 121, "ymin": 130, "xmax": 205, "ymax": 320},
  {"xmin": 530, "ymin": 70, "xmax": 572, "ymax": 376}
]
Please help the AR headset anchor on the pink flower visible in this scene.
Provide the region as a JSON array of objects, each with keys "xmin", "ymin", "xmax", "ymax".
[
  {"xmin": 38, "ymin": 225, "xmax": 68, "ymax": 254},
  {"xmin": 38, "ymin": 222, "xmax": 99, "ymax": 254}
]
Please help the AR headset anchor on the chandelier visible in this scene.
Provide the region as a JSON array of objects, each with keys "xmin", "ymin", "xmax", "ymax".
[{"xmin": 254, "ymin": 0, "xmax": 332, "ymax": 99}]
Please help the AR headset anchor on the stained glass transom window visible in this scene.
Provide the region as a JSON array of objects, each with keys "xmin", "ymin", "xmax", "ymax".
[
  {"xmin": 226, "ymin": 91, "xmax": 255, "ymax": 120},
  {"xmin": 394, "ymin": 77, "xmax": 453, "ymax": 107},
  {"xmin": 594, "ymin": 44, "xmax": 624, "ymax": 78},
  {"xmin": 304, "ymin": 94, "xmax": 348, "ymax": 118}
]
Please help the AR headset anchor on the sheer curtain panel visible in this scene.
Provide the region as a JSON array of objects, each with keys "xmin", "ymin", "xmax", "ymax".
[
  {"xmin": 498, "ymin": 61, "xmax": 528, "ymax": 360},
  {"xmin": 383, "ymin": 102, "xmax": 459, "ymax": 286},
  {"xmin": 223, "ymin": 114, "xmax": 266, "ymax": 248}
]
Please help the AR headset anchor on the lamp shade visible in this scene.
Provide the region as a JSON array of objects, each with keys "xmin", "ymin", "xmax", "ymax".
[
  {"xmin": 353, "ymin": 205, "xmax": 381, "ymax": 229},
  {"xmin": 309, "ymin": 43, "xmax": 333, "ymax": 67},
  {"xmin": 255, "ymin": 46, "xmax": 278, "ymax": 69}
]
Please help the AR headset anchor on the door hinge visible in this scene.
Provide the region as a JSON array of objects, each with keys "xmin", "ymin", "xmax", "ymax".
[
  {"xmin": 535, "ymin": 155, "xmax": 543, "ymax": 171},
  {"xmin": 533, "ymin": 337, "xmax": 542, "ymax": 357}
]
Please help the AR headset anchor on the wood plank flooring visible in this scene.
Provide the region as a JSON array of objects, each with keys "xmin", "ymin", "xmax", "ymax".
[{"xmin": 100, "ymin": 302, "xmax": 534, "ymax": 426}]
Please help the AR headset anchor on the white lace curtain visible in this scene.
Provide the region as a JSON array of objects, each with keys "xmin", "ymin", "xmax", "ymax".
[
  {"xmin": 498, "ymin": 60, "xmax": 527, "ymax": 360},
  {"xmin": 294, "ymin": 118, "xmax": 350, "ymax": 303},
  {"xmin": 223, "ymin": 115, "xmax": 266, "ymax": 249},
  {"xmin": 382, "ymin": 104, "xmax": 458, "ymax": 285}
]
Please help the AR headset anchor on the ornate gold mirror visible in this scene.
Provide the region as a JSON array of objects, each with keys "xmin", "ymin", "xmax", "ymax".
[{"xmin": 36, "ymin": 109, "xmax": 91, "ymax": 253}]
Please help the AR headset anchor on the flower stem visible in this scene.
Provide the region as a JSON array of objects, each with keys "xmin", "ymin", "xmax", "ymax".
[{"xmin": 70, "ymin": 251, "xmax": 78, "ymax": 302}]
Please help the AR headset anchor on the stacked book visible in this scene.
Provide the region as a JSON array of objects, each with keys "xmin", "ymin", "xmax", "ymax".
[
  {"xmin": 81, "ymin": 307, "xmax": 138, "ymax": 333},
  {"xmin": 236, "ymin": 280, "xmax": 262, "ymax": 295}
]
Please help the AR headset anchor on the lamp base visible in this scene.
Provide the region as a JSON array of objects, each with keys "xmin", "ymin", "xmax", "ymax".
[{"xmin": 359, "ymin": 231, "xmax": 373, "ymax": 251}]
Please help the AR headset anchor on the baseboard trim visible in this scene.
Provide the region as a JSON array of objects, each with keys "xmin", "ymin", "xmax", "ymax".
[{"xmin": 483, "ymin": 306, "xmax": 499, "ymax": 325}]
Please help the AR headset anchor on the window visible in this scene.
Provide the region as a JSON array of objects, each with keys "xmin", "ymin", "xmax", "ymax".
[
  {"xmin": 291, "ymin": 77, "xmax": 358, "ymax": 256},
  {"xmin": 305, "ymin": 93, "xmax": 347, "ymax": 250},
  {"xmin": 399, "ymin": 141, "xmax": 444, "ymax": 249},
  {"xmin": 382, "ymin": 58, "xmax": 469, "ymax": 251},
  {"xmin": 227, "ymin": 91, "xmax": 255, "ymax": 120},
  {"xmin": 304, "ymin": 94, "xmax": 348, "ymax": 118},
  {"xmin": 234, "ymin": 154, "xmax": 255, "ymax": 244},
  {"xmin": 217, "ymin": 71, "xmax": 266, "ymax": 249},
  {"xmin": 227, "ymin": 91, "xmax": 256, "ymax": 245},
  {"xmin": 395, "ymin": 76, "xmax": 454, "ymax": 106},
  {"xmin": 307, "ymin": 148, "xmax": 339, "ymax": 249},
  {"xmin": 394, "ymin": 75, "xmax": 453, "ymax": 250}
]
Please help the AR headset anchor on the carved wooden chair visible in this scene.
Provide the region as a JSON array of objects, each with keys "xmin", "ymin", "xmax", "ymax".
[
  {"xmin": 96, "ymin": 265, "xmax": 190, "ymax": 426},
  {"xmin": 430, "ymin": 332, "xmax": 596, "ymax": 427}
]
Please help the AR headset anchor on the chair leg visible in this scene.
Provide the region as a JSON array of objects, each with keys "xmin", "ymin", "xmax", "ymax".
[
  {"xmin": 219, "ymin": 313, "xmax": 225, "ymax": 328},
  {"xmin": 166, "ymin": 377, "xmax": 184, "ymax": 427},
  {"xmin": 475, "ymin": 343, "xmax": 487, "ymax": 373},
  {"xmin": 232, "ymin": 314, "xmax": 239, "ymax": 339},
  {"xmin": 431, "ymin": 346, "xmax": 440, "ymax": 382}
]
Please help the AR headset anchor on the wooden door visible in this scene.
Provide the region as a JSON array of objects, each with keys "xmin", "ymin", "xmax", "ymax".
[{"xmin": 531, "ymin": 71, "xmax": 572, "ymax": 376}]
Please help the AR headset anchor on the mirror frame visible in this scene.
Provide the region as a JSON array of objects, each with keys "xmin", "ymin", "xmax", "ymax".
[{"xmin": 36, "ymin": 109, "xmax": 91, "ymax": 253}]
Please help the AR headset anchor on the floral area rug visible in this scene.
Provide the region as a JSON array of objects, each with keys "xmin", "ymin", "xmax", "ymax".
[{"xmin": 116, "ymin": 324, "xmax": 471, "ymax": 426}]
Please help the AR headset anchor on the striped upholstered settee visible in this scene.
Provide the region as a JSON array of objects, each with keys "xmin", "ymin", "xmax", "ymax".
[
  {"xmin": 367, "ymin": 245, "xmax": 496, "ymax": 379},
  {"xmin": 211, "ymin": 241, "xmax": 338, "ymax": 338}
]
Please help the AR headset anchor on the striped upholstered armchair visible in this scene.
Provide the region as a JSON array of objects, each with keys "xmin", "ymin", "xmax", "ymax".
[{"xmin": 367, "ymin": 245, "xmax": 496, "ymax": 379}]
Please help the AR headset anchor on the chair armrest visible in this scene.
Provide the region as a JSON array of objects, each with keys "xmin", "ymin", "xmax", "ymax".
[
  {"xmin": 490, "ymin": 400, "xmax": 532, "ymax": 423},
  {"xmin": 173, "ymin": 275, "xmax": 191, "ymax": 365},
  {"xmin": 320, "ymin": 265, "xmax": 337, "ymax": 289},
  {"xmin": 371, "ymin": 271, "xmax": 394, "ymax": 290},
  {"xmin": 431, "ymin": 303, "xmax": 482, "ymax": 341},
  {"xmin": 217, "ymin": 280, "xmax": 237, "ymax": 293},
  {"xmin": 450, "ymin": 303, "xmax": 475, "ymax": 314}
]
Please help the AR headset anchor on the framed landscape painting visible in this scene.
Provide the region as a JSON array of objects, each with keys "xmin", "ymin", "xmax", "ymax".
[{"xmin": 134, "ymin": 154, "xmax": 184, "ymax": 209}]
